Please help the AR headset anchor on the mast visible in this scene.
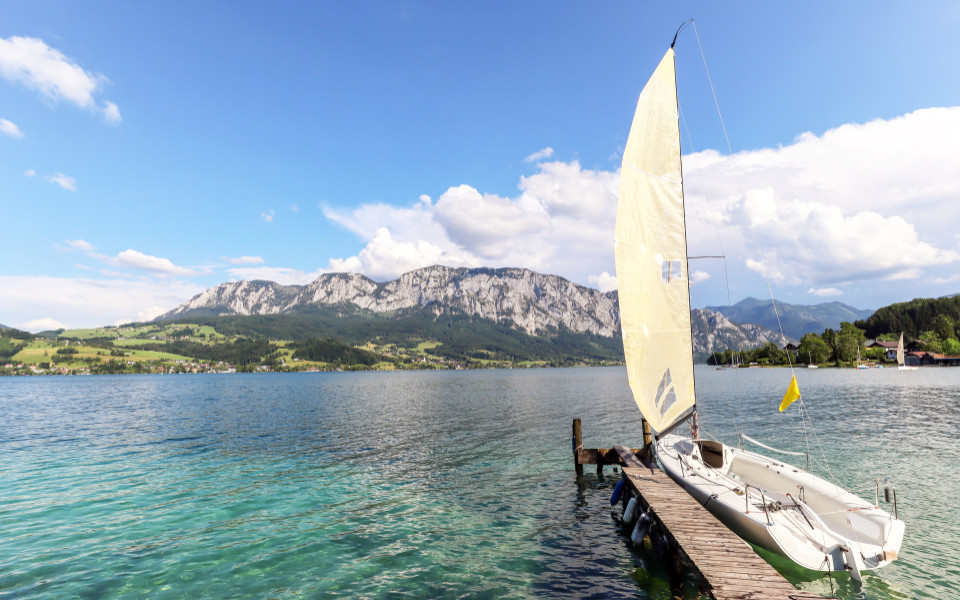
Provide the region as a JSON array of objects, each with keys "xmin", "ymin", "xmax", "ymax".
[{"xmin": 674, "ymin": 37, "xmax": 700, "ymax": 438}]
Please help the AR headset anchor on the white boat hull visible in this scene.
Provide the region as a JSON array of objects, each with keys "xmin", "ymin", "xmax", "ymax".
[{"xmin": 655, "ymin": 434, "xmax": 904, "ymax": 576}]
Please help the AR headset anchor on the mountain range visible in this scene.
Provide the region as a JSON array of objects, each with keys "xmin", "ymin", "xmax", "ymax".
[
  {"xmin": 157, "ymin": 265, "xmax": 797, "ymax": 359},
  {"xmin": 706, "ymin": 297, "xmax": 873, "ymax": 340}
]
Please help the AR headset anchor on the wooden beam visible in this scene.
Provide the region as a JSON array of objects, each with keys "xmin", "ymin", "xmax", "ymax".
[
  {"xmin": 614, "ymin": 445, "xmax": 646, "ymax": 469},
  {"xmin": 576, "ymin": 447, "xmax": 644, "ymax": 466}
]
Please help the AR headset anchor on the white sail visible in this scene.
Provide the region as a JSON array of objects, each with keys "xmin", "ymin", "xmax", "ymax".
[
  {"xmin": 615, "ymin": 48, "xmax": 695, "ymax": 435},
  {"xmin": 897, "ymin": 332, "xmax": 905, "ymax": 366}
]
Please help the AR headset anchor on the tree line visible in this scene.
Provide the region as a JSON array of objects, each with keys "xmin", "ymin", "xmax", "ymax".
[{"xmin": 708, "ymin": 313, "xmax": 960, "ymax": 367}]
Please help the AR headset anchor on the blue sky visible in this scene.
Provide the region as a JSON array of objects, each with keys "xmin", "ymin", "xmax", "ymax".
[{"xmin": 3, "ymin": 2, "xmax": 960, "ymax": 330}]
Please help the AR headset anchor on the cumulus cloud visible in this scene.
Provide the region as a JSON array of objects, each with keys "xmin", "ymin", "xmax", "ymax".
[
  {"xmin": 136, "ymin": 306, "xmax": 167, "ymax": 323},
  {"xmin": 226, "ymin": 266, "xmax": 326, "ymax": 285},
  {"xmin": 223, "ymin": 255, "xmax": 265, "ymax": 265},
  {"xmin": 62, "ymin": 239, "xmax": 198, "ymax": 278},
  {"xmin": 20, "ymin": 317, "xmax": 69, "ymax": 332},
  {"xmin": 66, "ymin": 239, "xmax": 96, "ymax": 252},
  {"xmin": 321, "ymin": 108, "xmax": 960, "ymax": 306},
  {"xmin": 24, "ymin": 169, "xmax": 35, "ymax": 177},
  {"xmin": 690, "ymin": 270, "xmax": 712, "ymax": 285},
  {"xmin": 113, "ymin": 249, "xmax": 197, "ymax": 277},
  {"xmin": 525, "ymin": 146, "xmax": 554, "ymax": 162},
  {"xmin": 261, "ymin": 210, "xmax": 274, "ymax": 222},
  {"xmin": 328, "ymin": 227, "xmax": 479, "ymax": 280},
  {"xmin": 102, "ymin": 100, "xmax": 121, "ymax": 124},
  {"xmin": 1, "ymin": 276, "xmax": 203, "ymax": 331},
  {"xmin": 682, "ymin": 107, "xmax": 960, "ymax": 298},
  {"xmin": 0, "ymin": 118, "xmax": 23, "ymax": 138},
  {"xmin": 589, "ymin": 271, "xmax": 617, "ymax": 292},
  {"xmin": 0, "ymin": 36, "xmax": 120, "ymax": 122},
  {"xmin": 50, "ymin": 173, "xmax": 76, "ymax": 191},
  {"xmin": 433, "ymin": 184, "xmax": 547, "ymax": 258},
  {"xmin": 808, "ymin": 287, "xmax": 843, "ymax": 297},
  {"xmin": 325, "ymin": 159, "xmax": 618, "ymax": 283}
]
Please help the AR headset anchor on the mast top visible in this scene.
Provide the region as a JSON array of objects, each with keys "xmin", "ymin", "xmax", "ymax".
[{"xmin": 671, "ymin": 19, "xmax": 694, "ymax": 48}]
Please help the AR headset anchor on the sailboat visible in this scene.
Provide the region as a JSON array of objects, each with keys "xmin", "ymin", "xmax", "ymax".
[
  {"xmin": 897, "ymin": 332, "xmax": 919, "ymax": 371},
  {"xmin": 614, "ymin": 30, "xmax": 904, "ymax": 580},
  {"xmin": 856, "ymin": 346, "xmax": 869, "ymax": 370}
]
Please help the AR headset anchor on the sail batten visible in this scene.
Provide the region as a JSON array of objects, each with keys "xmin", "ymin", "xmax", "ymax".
[{"xmin": 615, "ymin": 48, "xmax": 695, "ymax": 435}]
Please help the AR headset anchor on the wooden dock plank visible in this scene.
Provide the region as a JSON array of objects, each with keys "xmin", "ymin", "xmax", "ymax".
[
  {"xmin": 617, "ymin": 449, "xmax": 825, "ymax": 600},
  {"xmin": 614, "ymin": 445, "xmax": 646, "ymax": 468}
]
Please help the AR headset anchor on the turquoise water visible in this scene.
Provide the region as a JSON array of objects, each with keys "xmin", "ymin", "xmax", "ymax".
[{"xmin": 0, "ymin": 367, "xmax": 956, "ymax": 599}]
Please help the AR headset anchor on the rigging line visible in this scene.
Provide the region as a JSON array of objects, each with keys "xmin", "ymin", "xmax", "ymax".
[
  {"xmin": 691, "ymin": 20, "xmax": 795, "ymax": 376},
  {"xmin": 801, "ymin": 399, "xmax": 841, "ymax": 489},
  {"xmin": 691, "ymin": 21, "xmax": 732, "ymax": 156},
  {"xmin": 678, "ymin": 103, "xmax": 746, "ymax": 437},
  {"xmin": 676, "ymin": 69, "xmax": 745, "ymax": 438}
]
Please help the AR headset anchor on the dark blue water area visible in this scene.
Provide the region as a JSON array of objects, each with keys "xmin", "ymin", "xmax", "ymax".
[{"xmin": 0, "ymin": 367, "xmax": 955, "ymax": 599}]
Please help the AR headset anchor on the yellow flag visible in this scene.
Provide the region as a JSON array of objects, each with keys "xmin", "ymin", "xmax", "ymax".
[{"xmin": 779, "ymin": 375, "xmax": 801, "ymax": 412}]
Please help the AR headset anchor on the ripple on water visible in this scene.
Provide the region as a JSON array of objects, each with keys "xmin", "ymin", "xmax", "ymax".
[{"xmin": 0, "ymin": 368, "xmax": 957, "ymax": 599}]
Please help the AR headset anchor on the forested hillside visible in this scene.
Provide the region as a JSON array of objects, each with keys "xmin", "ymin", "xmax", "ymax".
[{"xmin": 855, "ymin": 296, "xmax": 960, "ymax": 340}]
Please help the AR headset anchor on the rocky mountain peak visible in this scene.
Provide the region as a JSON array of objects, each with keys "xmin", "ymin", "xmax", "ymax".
[{"xmin": 158, "ymin": 265, "xmax": 791, "ymax": 354}]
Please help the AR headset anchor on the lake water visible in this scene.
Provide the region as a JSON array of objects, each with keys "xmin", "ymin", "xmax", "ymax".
[{"xmin": 0, "ymin": 366, "xmax": 956, "ymax": 599}]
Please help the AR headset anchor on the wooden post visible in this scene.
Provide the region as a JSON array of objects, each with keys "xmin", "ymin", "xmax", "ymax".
[
  {"xmin": 640, "ymin": 418, "xmax": 653, "ymax": 463},
  {"xmin": 572, "ymin": 418, "xmax": 583, "ymax": 476}
]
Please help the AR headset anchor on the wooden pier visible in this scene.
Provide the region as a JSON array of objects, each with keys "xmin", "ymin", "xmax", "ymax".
[{"xmin": 573, "ymin": 419, "xmax": 831, "ymax": 600}]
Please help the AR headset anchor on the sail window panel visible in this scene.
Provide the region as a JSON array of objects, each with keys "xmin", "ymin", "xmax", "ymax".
[{"xmin": 661, "ymin": 260, "xmax": 682, "ymax": 284}]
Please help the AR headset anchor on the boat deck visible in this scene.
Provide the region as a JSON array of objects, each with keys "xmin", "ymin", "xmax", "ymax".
[{"xmin": 574, "ymin": 419, "xmax": 831, "ymax": 599}]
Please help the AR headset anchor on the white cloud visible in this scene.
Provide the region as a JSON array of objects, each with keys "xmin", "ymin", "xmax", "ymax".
[
  {"xmin": 432, "ymin": 184, "xmax": 548, "ymax": 258},
  {"xmin": 0, "ymin": 36, "xmax": 120, "ymax": 122},
  {"xmin": 66, "ymin": 239, "xmax": 96, "ymax": 252},
  {"xmin": 63, "ymin": 240, "xmax": 198, "ymax": 278},
  {"xmin": 525, "ymin": 146, "xmax": 554, "ymax": 162},
  {"xmin": 50, "ymin": 173, "xmax": 76, "ymax": 191},
  {"xmin": 226, "ymin": 266, "xmax": 325, "ymax": 285},
  {"xmin": 24, "ymin": 169, "xmax": 35, "ymax": 177},
  {"xmin": 690, "ymin": 270, "xmax": 712, "ymax": 285},
  {"xmin": 683, "ymin": 107, "xmax": 960, "ymax": 293},
  {"xmin": 20, "ymin": 317, "xmax": 69, "ymax": 332},
  {"xmin": 261, "ymin": 210, "xmax": 274, "ymax": 222},
  {"xmin": 322, "ymin": 108, "xmax": 960, "ymax": 304},
  {"xmin": 328, "ymin": 227, "xmax": 478, "ymax": 280},
  {"xmin": 102, "ymin": 100, "xmax": 121, "ymax": 124},
  {"xmin": 2, "ymin": 276, "xmax": 203, "ymax": 330},
  {"xmin": 808, "ymin": 287, "xmax": 843, "ymax": 297},
  {"xmin": 289, "ymin": 204, "xmax": 299, "ymax": 213},
  {"xmin": 223, "ymin": 255, "xmax": 265, "ymax": 265},
  {"xmin": 114, "ymin": 249, "xmax": 196, "ymax": 277},
  {"xmin": 135, "ymin": 306, "xmax": 167, "ymax": 322},
  {"xmin": 325, "ymin": 159, "xmax": 620, "ymax": 283},
  {"xmin": 589, "ymin": 271, "xmax": 617, "ymax": 292},
  {"xmin": 0, "ymin": 118, "xmax": 23, "ymax": 138}
]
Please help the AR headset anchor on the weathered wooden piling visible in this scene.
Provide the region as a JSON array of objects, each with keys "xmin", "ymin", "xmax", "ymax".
[{"xmin": 573, "ymin": 419, "xmax": 832, "ymax": 600}]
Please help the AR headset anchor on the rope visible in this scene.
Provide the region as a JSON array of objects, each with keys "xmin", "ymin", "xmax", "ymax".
[{"xmin": 739, "ymin": 433, "xmax": 807, "ymax": 456}]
